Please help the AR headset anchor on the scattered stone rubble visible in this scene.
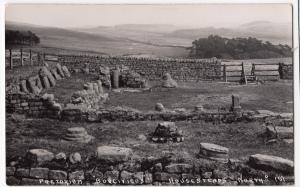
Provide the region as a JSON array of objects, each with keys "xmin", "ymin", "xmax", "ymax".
[
  {"xmin": 71, "ymin": 80, "xmax": 108, "ymax": 109},
  {"xmin": 64, "ymin": 127, "xmax": 94, "ymax": 143},
  {"xmin": 120, "ymin": 69, "xmax": 148, "ymax": 88},
  {"xmin": 151, "ymin": 122, "xmax": 184, "ymax": 143}
]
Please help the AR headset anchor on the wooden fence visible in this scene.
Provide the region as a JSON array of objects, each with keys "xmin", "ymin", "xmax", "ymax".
[
  {"xmin": 5, "ymin": 48, "xmax": 59, "ymax": 69},
  {"xmin": 222, "ymin": 62, "xmax": 280, "ymax": 84}
]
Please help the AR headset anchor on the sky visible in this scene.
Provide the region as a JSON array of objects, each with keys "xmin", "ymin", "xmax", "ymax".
[{"xmin": 5, "ymin": 4, "xmax": 292, "ymax": 28}]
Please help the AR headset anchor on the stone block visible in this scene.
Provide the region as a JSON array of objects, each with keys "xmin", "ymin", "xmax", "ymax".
[
  {"xmin": 7, "ymin": 176, "xmax": 20, "ymax": 185},
  {"xmin": 104, "ymin": 170, "xmax": 119, "ymax": 180},
  {"xmin": 154, "ymin": 172, "xmax": 180, "ymax": 182},
  {"xmin": 120, "ymin": 170, "xmax": 133, "ymax": 180},
  {"xmin": 69, "ymin": 170, "xmax": 85, "ymax": 180},
  {"xmin": 266, "ymin": 126, "xmax": 293, "ymax": 139},
  {"xmin": 6, "ymin": 166, "xmax": 16, "ymax": 176},
  {"xmin": 49, "ymin": 170, "xmax": 68, "ymax": 180},
  {"xmin": 20, "ymin": 178, "xmax": 41, "ymax": 185},
  {"xmin": 26, "ymin": 149, "xmax": 54, "ymax": 165},
  {"xmin": 144, "ymin": 172, "xmax": 153, "ymax": 184},
  {"xmin": 15, "ymin": 168, "xmax": 30, "ymax": 177},
  {"xmin": 95, "ymin": 146, "xmax": 133, "ymax": 163},
  {"xmin": 30, "ymin": 168, "xmax": 49, "ymax": 179},
  {"xmin": 165, "ymin": 163, "xmax": 193, "ymax": 174}
]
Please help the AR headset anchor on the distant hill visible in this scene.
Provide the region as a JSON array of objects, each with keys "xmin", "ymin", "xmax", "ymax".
[
  {"xmin": 5, "ymin": 21, "xmax": 189, "ymax": 57},
  {"xmin": 167, "ymin": 21, "xmax": 292, "ymax": 46},
  {"xmin": 5, "ymin": 20, "xmax": 292, "ymax": 58}
]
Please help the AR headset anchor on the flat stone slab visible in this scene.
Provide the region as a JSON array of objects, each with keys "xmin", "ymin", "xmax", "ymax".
[
  {"xmin": 278, "ymin": 113, "xmax": 293, "ymax": 119},
  {"xmin": 256, "ymin": 110, "xmax": 278, "ymax": 116},
  {"xmin": 96, "ymin": 146, "xmax": 133, "ymax": 163},
  {"xmin": 266, "ymin": 126, "xmax": 293, "ymax": 139},
  {"xmin": 249, "ymin": 154, "xmax": 294, "ymax": 174},
  {"xmin": 199, "ymin": 143, "xmax": 229, "ymax": 162},
  {"xmin": 200, "ymin": 143, "xmax": 229, "ymax": 154}
]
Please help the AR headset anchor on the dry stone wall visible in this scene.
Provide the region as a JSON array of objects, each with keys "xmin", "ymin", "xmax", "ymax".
[
  {"xmin": 7, "ymin": 146, "xmax": 294, "ymax": 185},
  {"xmin": 6, "ymin": 93, "xmax": 61, "ymax": 119},
  {"xmin": 59, "ymin": 55, "xmax": 222, "ymax": 81}
]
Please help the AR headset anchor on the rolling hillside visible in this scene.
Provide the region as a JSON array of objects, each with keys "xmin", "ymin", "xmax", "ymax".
[
  {"xmin": 5, "ymin": 20, "xmax": 292, "ymax": 57},
  {"xmin": 5, "ymin": 21, "xmax": 189, "ymax": 57}
]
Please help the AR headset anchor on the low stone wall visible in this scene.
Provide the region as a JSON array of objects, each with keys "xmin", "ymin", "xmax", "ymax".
[
  {"xmin": 59, "ymin": 55, "xmax": 222, "ymax": 81},
  {"xmin": 6, "ymin": 93, "xmax": 61, "ymax": 119},
  {"xmin": 61, "ymin": 106, "xmax": 249, "ymax": 123},
  {"xmin": 279, "ymin": 63, "xmax": 293, "ymax": 80},
  {"xmin": 6, "ymin": 146, "xmax": 294, "ymax": 185}
]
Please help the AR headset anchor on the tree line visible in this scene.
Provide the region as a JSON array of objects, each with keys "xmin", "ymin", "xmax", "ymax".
[
  {"xmin": 189, "ymin": 35, "xmax": 292, "ymax": 59},
  {"xmin": 6, "ymin": 30, "xmax": 40, "ymax": 47}
]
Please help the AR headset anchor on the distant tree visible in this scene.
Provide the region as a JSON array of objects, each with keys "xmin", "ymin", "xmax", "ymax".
[
  {"xmin": 189, "ymin": 35, "xmax": 292, "ymax": 59},
  {"xmin": 5, "ymin": 30, "xmax": 40, "ymax": 48}
]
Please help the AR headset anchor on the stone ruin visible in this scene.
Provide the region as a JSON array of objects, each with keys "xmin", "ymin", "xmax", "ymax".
[
  {"xmin": 98, "ymin": 66, "xmax": 112, "ymax": 89},
  {"xmin": 83, "ymin": 64, "xmax": 148, "ymax": 89},
  {"xmin": 70, "ymin": 80, "xmax": 108, "ymax": 109},
  {"xmin": 161, "ymin": 72, "xmax": 178, "ymax": 88},
  {"xmin": 64, "ymin": 127, "xmax": 94, "ymax": 143},
  {"xmin": 263, "ymin": 115, "xmax": 293, "ymax": 144},
  {"xmin": 7, "ymin": 63, "xmax": 71, "ymax": 95},
  {"xmin": 151, "ymin": 122, "xmax": 184, "ymax": 143}
]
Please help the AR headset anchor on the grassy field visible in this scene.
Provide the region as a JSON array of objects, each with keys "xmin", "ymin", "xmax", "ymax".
[
  {"xmin": 5, "ymin": 60, "xmax": 293, "ymax": 164},
  {"xmin": 6, "ymin": 116, "xmax": 294, "ymax": 163},
  {"xmin": 43, "ymin": 72, "xmax": 293, "ymax": 113}
]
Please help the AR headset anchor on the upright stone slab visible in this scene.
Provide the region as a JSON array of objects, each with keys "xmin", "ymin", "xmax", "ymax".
[
  {"xmin": 50, "ymin": 69, "xmax": 62, "ymax": 80},
  {"xmin": 112, "ymin": 67, "xmax": 120, "ymax": 89},
  {"xmin": 27, "ymin": 76, "xmax": 41, "ymax": 95},
  {"xmin": 62, "ymin": 66, "xmax": 71, "ymax": 77},
  {"xmin": 40, "ymin": 76, "xmax": 50, "ymax": 89},
  {"xmin": 39, "ymin": 67, "xmax": 56, "ymax": 87},
  {"xmin": 20, "ymin": 80, "xmax": 29, "ymax": 93},
  {"xmin": 248, "ymin": 154, "xmax": 294, "ymax": 174},
  {"xmin": 56, "ymin": 63, "xmax": 65, "ymax": 77},
  {"xmin": 97, "ymin": 80, "xmax": 104, "ymax": 94},
  {"xmin": 199, "ymin": 143, "xmax": 229, "ymax": 162},
  {"xmin": 95, "ymin": 146, "xmax": 133, "ymax": 163},
  {"xmin": 230, "ymin": 95, "xmax": 241, "ymax": 113}
]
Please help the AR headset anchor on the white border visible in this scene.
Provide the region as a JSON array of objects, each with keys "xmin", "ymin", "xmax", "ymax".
[{"xmin": 0, "ymin": 1, "xmax": 298, "ymax": 187}]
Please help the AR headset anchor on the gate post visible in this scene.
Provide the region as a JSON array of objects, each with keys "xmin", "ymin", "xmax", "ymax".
[{"xmin": 20, "ymin": 48, "xmax": 24, "ymax": 66}]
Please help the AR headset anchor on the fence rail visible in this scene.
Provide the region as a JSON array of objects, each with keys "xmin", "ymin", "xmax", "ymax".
[
  {"xmin": 5, "ymin": 48, "xmax": 59, "ymax": 69},
  {"xmin": 222, "ymin": 62, "xmax": 282, "ymax": 84}
]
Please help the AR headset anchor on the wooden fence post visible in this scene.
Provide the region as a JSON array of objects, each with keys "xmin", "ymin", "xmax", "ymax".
[
  {"xmin": 29, "ymin": 49, "xmax": 32, "ymax": 65},
  {"xmin": 223, "ymin": 64, "xmax": 227, "ymax": 82},
  {"xmin": 9, "ymin": 49, "xmax": 13, "ymax": 70},
  {"xmin": 20, "ymin": 48, "xmax": 24, "ymax": 66},
  {"xmin": 241, "ymin": 62, "xmax": 247, "ymax": 85}
]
